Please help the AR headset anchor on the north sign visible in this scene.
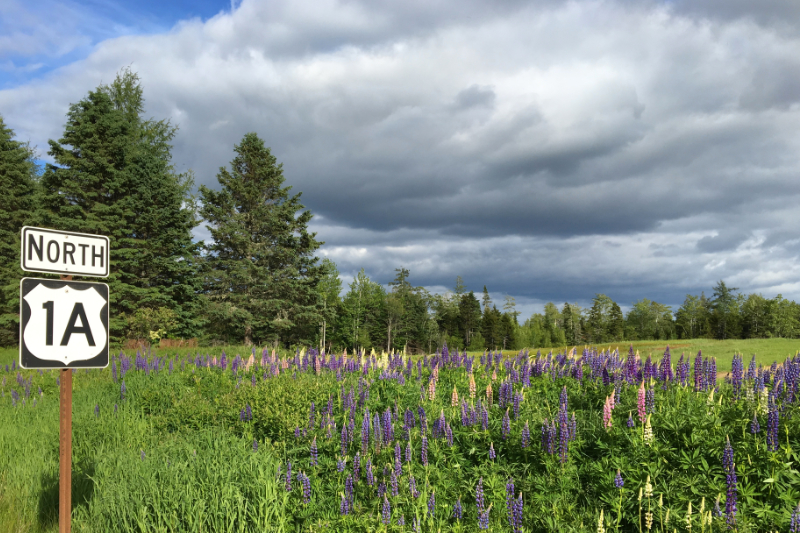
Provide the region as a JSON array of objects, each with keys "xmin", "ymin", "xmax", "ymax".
[
  {"xmin": 20, "ymin": 278, "xmax": 109, "ymax": 369},
  {"xmin": 21, "ymin": 226, "xmax": 110, "ymax": 278}
]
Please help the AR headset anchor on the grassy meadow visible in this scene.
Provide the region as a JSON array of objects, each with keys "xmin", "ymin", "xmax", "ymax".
[{"xmin": 0, "ymin": 340, "xmax": 798, "ymax": 532}]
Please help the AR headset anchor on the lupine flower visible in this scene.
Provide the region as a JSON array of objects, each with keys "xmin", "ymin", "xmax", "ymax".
[
  {"xmin": 627, "ymin": 411, "xmax": 634, "ymax": 428},
  {"xmin": 353, "ymin": 452, "xmax": 361, "ymax": 480},
  {"xmin": 405, "ymin": 441, "xmax": 412, "ymax": 463},
  {"xmin": 382, "ymin": 495, "xmax": 391, "ymax": 524},
  {"xmin": 486, "ymin": 384, "xmax": 493, "ymax": 406},
  {"xmin": 789, "ymin": 500, "xmax": 800, "ymax": 532},
  {"xmin": 521, "ymin": 421, "xmax": 530, "ymax": 448},
  {"xmin": 285, "ymin": 462, "xmax": 292, "ymax": 491},
  {"xmin": 390, "ymin": 468, "xmax": 399, "ymax": 496},
  {"xmin": 643, "ymin": 415, "xmax": 654, "ymax": 445},
  {"xmin": 453, "ymin": 498, "xmax": 463, "ymax": 520},
  {"xmin": 427, "ymin": 490, "xmax": 435, "ymax": 517},
  {"xmin": 476, "ymin": 477, "xmax": 486, "ymax": 513},
  {"xmin": 646, "ymin": 386, "xmax": 655, "ymax": 414},
  {"xmin": 397, "ymin": 515, "xmax": 405, "ymax": 526},
  {"xmin": 253, "ymin": 439, "xmax": 258, "ymax": 452},
  {"xmin": 750, "ymin": 413, "xmax": 760, "ymax": 434},
  {"xmin": 723, "ymin": 437, "xmax": 737, "ymax": 528},
  {"xmin": 446, "ymin": 422, "xmax": 454, "ymax": 447},
  {"xmin": 366, "ymin": 459, "xmax": 374, "ymax": 486},
  {"xmin": 615, "ymin": 469, "xmax": 624, "ymax": 488},
  {"xmin": 489, "ymin": 442, "xmax": 496, "ymax": 460},
  {"xmin": 452, "ymin": 386, "xmax": 459, "ymax": 407},
  {"xmin": 310, "ymin": 437, "xmax": 318, "ymax": 466},
  {"xmin": 513, "ymin": 492, "xmax": 523, "ymax": 533},
  {"xmin": 95, "ymin": 404, "xmax": 99, "ymax": 417},
  {"xmin": 298, "ymin": 472, "xmax": 311, "ymax": 504},
  {"xmin": 427, "ymin": 378, "xmax": 436, "ymax": 401},
  {"xmin": 345, "ymin": 473, "xmax": 354, "ymax": 502},
  {"xmin": 340, "ymin": 494, "xmax": 351, "ymax": 515},
  {"xmin": 409, "ymin": 474, "xmax": 420, "ymax": 498},
  {"xmin": 637, "ymin": 383, "xmax": 646, "ymax": 424},
  {"xmin": 603, "ymin": 395, "xmax": 613, "ymax": 430},
  {"xmin": 421, "ymin": 436, "xmax": 428, "ymax": 466},
  {"xmin": 505, "ymin": 478, "xmax": 516, "ymax": 530},
  {"xmin": 337, "ymin": 458, "xmax": 346, "ymax": 472},
  {"xmin": 469, "ymin": 372, "xmax": 476, "ymax": 399},
  {"xmin": 597, "ymin": 509, "xmax": 605, "ymax": 533},
  {"xmin": 502, "ymin": 408, "xmax": 511, "ymax": 439},
  {"xmin": 767, "ymin": 392, "xmax": 779, "ymax": 452}
]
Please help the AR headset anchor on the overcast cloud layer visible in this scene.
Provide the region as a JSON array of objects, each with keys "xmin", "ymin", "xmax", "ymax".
[{"xmin": 2, "ymin": 0, "xmax": 799, "ymax": 318}]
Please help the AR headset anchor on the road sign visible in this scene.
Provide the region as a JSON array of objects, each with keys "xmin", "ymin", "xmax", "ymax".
[
  {"xmin": 21, "ymin": 226, "xmax": 109, "ymax": 278},
  {"xmin": 19, "ymin": 278, "xmax": 109, "ymax": 369}
]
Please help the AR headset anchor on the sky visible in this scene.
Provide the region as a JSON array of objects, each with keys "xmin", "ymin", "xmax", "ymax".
[{"xmin": 2, "ymin": 0, "xmax": 799, "ymax": 320}]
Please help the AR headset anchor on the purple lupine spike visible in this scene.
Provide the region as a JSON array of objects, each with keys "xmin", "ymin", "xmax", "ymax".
[
  {"xmin": 614, "ymin": 469, "xmax": 624, "ymax": 488},
  {"xmin": 750, "ymin": 413, "xmax": 760, "ymax": 434},
  {"xmin": 405, "ymin": 441, "xmax": 412, "ymax": 463},
  {"xmin": 505, "ymin": 478, "xmax": 516, "ymax": 529},
  {"xmin": 341, "ymin": 425, "xmax": 348, "ymax": 456},
  {"xmin": 366, "ymin": 458, "xmax": 374, "ymax": 486},
  {"xmin": 285, "ymin": 462, "xmax": 292, "ymax": 491},
  {"xmin": 767, "ymin": 392, "xmax": 779, "ymax": 452},
  {"xmin": 298, "ymin": 472, "xmax": 311, "ymax": 504},
  {"xmin": 427, "ymin": 490, "xmax": 436, "ymax": 518},
  {"xmin": 390, "ymin": 468, "xmax": 399, "ymax": 497},
  {"xmin": 395, "ymin": 442, "xmax": 402, "ymax": 477},
  {"xmin": 345, "ymin": 473, "xmax": 354, "ymax": 502},
  {"xmin": 445, "ymin": 422, "xmax": 454, "ymax": 447},
  {"xmin": 453, "ymin": 497, "xmax": 463, "ymax": 520},
  {"xmin": 502, "ymin": 408, "xmax": 511, "ymax": 439},
  {"xmin": 723, "ymin": 437, "xmax": 737, "ymax": 528},
  {"xmin": 790, "ymin": 501, "xmax": 800, "ymax": 533},
  {"xmin": 94, "ymin": 404, "xmax": 99, "ymax": 417},
  {"xmin": 489, "ymin": 442, "xmax": 496, "ymax": 460},
  {"xmin": 421, "ymin": 436, "xmax": 428, "ymax": 466},
  {"xmin": 353, "ymin": 452, "xmax": 361, "ymax": 480},
  {"xmin": 382, "ymin": 495, "xmax": 391, "ymax": 525},
  {"xmin": 310, "ymin": 437, "xmax": 318, "ymax": 466},
  {"xmin": 409, "ymin": 474, "xmax": 419, "ymax": 498},
  {"xmin": 627, "ymin": 412, "xmax": 635, "ymax": 428}
]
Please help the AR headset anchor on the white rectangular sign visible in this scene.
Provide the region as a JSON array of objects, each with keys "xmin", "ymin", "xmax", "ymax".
[
  {"xmin": 19, "ymin": 278, "xmax": 109, "ymax": 369},
  {"xmin": 21, "ymin": 227, "xmax": 109, "ymax": 278}
]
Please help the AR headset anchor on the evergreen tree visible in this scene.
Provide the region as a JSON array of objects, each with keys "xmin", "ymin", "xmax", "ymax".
[
  {"xmin": 0, "ymin": 116, "xmax": 38, "ymax": 346},
  {"xmin": 608, "ymin": 302, "xmax": 624, "ymax": 341},
  {"xmin": 459, "ymin": 291, "xmax": 482, "ymax": 348},
  {"xmin": 37, "ymin": 70, "xmax": 202, "ymax": 342},
  {"xmin": 481, "ymin": 285, "xmax": 492, "ymax": 311},
  {"xmin": 710, "ymin": 280, "xmax": 740, "ymax": 340},
  {"xmin": 199, "ymin": 132, "xmax": 323, "ymax": 346},
  {"xmin": 587, "ymin": 294, "xmax": 614, "ymax": 343}
]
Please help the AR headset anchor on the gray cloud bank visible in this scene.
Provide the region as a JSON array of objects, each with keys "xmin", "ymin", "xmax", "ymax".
[{"xmin": 2, "ymin": 0, "xmax": 799, "ymax": 313}]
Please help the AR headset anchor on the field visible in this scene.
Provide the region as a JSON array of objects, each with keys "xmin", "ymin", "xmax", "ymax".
[{"xmin": 0, "ymin": 341, "xmax": 799, "ymax": 532}]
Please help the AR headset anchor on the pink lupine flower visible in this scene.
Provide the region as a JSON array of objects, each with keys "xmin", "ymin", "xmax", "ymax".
[
  {"xmin": 603, "ymin": 395, "xmax": 613, "ymax": 430},
  {"xmin": 637, "ymin": 383, "xmax": 646, "ymax": 424}
]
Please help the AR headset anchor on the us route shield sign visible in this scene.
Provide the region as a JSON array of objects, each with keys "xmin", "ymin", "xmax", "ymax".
[{"xmin": 19, "ymin": 278, "xmax": 109, "ymax": 369}]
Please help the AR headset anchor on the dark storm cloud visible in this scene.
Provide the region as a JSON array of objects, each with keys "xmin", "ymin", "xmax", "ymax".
[{"xmin": 2, "ymin": 0, "xmax": 800, "ymax": 309}]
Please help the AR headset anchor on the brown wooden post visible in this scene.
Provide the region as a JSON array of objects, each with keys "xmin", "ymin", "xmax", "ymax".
[{"xmin": 59, "ymin": 274, "xmax": 72, "ymax": 533}]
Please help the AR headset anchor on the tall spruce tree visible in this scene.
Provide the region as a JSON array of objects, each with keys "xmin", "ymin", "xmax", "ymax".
[
  {"xmin": 0, "ymin": 116, "xmax": 38, "ymax": 346},
  {"xmin": 199, "ymin": 132, "xmax": 323, "ymax": 346},
  {"xmin": 37, "ymin": 69, "xmax": 202, "ymax": 342}
]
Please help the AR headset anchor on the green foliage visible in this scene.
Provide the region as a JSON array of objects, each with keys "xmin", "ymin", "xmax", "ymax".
[
  {"xmin": 0, "ymin": 115, "xmax": 38, "ymax": 346},
  {"xmin": 199, "ymin": 132, "xmax": 324, "ymax": 347}
]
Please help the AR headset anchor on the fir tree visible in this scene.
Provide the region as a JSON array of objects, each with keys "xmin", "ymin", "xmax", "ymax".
[
  {"xmin": 0, "ymin": 116, "xmax": 38, "ymax": 346},
  {"xmin": 199, "ymin": 132, "xmax": 323, "ymax": 346},
  {"xmin": 37, "ymin": 69, "xmax": 202, "ymax": 342}
]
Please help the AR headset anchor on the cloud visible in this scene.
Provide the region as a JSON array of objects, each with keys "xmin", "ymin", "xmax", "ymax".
[{"xmin": 2, "ymin": 0, "xmax": 800, "ymax": 309}]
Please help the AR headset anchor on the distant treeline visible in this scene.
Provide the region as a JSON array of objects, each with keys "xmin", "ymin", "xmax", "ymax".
[{"xmin": 2, "ymin": 69, "xmax": 799, "ymax": 352}]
